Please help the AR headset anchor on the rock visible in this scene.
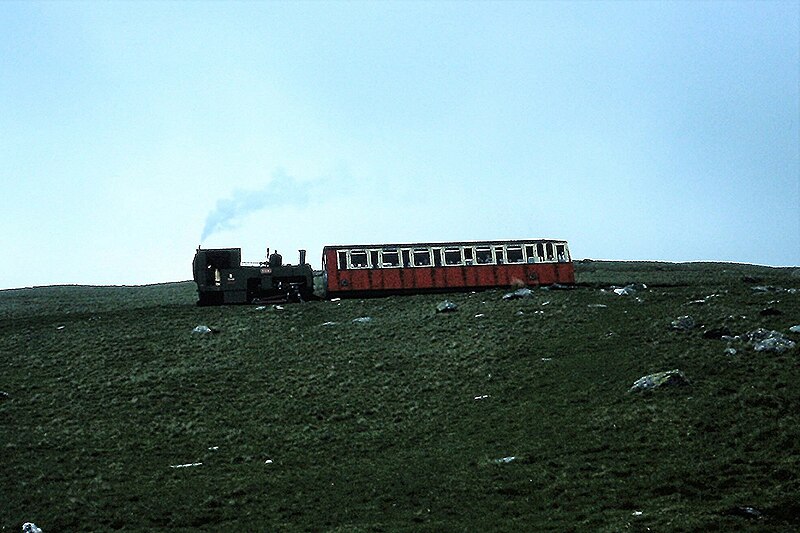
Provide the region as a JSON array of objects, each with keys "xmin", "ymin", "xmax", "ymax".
[
  {"xmin": 612, "ymin": 284, "xmax": 637, "ymax": 296},
  {"xmin": 352, "ymin": 317, "xmax": 372, "ymax": 324},
  {"xmin": 725, "ymin": 506, "xmax": 763, "ymax": 520},
  {"xmin": 436, "ymin": 300, "xmax": 458, "ymax": 313},
  {"xmin": 724, "ymin": 347, "xmax": 737, "ymax": 356},
  {"xmin": 790, "ymin": 325, "xmax": 800, "ymax": 334},
  {"xmin": 502, "ymin": 288, "xmax": 533, "ymax": 300},
  {"xmin": 746, "ymin": 328, "xmax": 796, "ymax": 353},
  {"xmin": 744, "ymin": 328, "xmax": 796, "ymax": 353},
  {"xmin": 191, "ymin": 325, "xmax": 216, "ymax": 335},
  {"xmin": 744, "ymin": 328, "xmax": 771, "ymax": 342},
  {"xmin": 751, "ymin": 285, "xmax": 775, "ymax": 292},
  {"xmin": 629, "ymin": 369, "xmax": 690, "ymax": 393},
  {"xmin": 0, "ymin": 391, "xmax": 9, "ymax": 401},
  {"xmin": 670, "ymin": 316, "xmax": 696, "ymax": 331},
  {"xmin": 22, "ymin": 524, "xmax": 43, "ymax": 533},
  {"xmin": 611, "ymin": 283, "xmax": 647, "ymax": 295}
]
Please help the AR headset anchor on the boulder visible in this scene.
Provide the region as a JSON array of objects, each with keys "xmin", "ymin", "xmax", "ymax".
[
  {"xmin": 629, "ymin": 369, "xmax": 690, "ymax": 393},
  {"xmin": 613, "ymin": 284, "xmax": 637, "ymax": 296},
  {"xmin": 436, "ymin": 300, "xmax": 458, "ymax": 313},
  {"xmin": 724, "ymin": 506, "xmax": 763, "ymax": 520},
  {"xmin": 670, "ymin": 316, "xmax": 696, "ymax": 331},
  {"xmin": 746, "ymin": 328, "xmax": 796, "ymax": 353},
  {"xmin": 502, "ymin": 288, "xmax": 533, "ymax": 300},
  {"xmin": 610, "ymin": 283, "xmax": 647, "ymax": 295}
]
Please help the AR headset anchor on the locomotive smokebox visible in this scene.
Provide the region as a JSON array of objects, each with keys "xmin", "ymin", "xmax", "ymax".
[{"xmin": 299, "ymin": 249, "xmax": 307, "ymax": 265}]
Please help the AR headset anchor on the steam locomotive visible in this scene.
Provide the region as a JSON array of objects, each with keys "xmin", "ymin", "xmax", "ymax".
[
  {"xmin": 193, "ymin": 239, "xmax": 575, "ymax": 305},
  {"xmin": 192, "ymin": 247, "xmax": 315, "ymax": 305}
]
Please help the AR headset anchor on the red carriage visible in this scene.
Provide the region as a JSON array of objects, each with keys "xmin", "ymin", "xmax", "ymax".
[{"xmin": 323, "ymin": 239, "xmax": 574, "ymax": 298}]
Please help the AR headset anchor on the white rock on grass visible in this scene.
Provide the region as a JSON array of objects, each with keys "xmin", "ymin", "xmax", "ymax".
[
  {"xmin": 436, "ymin": 300, "xmax": 458, "ymax": 313},
  {"xmin": 629, "ymin": 369, "xmax": 690, "ymax": 393},
  {"xmin": 746, "ymin": 328, "xmax": 796, "ymax": 353}
]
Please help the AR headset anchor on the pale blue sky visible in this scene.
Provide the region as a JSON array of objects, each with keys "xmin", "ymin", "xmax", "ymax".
[{"xmin": 1, "ymin": 1, "xmax": 798, "ymax": 289}]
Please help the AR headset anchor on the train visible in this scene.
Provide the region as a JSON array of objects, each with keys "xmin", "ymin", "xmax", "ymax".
[{"xmin": 193, "ymin": 238, "xmax": 575, "ymax": 305}]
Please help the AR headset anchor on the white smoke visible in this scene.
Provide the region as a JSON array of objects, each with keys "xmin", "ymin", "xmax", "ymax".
[{"xmin": 200, "ymin": 170, "xmax": 310, "ymax": 241}]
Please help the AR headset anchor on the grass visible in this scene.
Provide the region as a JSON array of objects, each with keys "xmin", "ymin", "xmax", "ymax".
[{"xmin": 1, "ymin": 262, "xmax": 799, "ymax": 531}]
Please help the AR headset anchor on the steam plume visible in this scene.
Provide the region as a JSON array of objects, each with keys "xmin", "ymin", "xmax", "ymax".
[{"xmin": 201, "ymin": 171, "xmax": 309, "ymax": 241}]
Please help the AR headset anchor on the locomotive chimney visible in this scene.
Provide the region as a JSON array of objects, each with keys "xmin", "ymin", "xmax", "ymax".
[{"xmin": 299, "ymin": 249, "xmax": 307, "ymax": 265}]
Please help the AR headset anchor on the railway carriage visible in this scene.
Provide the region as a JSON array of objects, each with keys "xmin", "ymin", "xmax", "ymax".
[{"xmin": 323, "ymin": 239, "xmax": 574, "ymax": 298}]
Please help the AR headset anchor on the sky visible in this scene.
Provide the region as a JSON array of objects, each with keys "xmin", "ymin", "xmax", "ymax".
[{"xmin": 1, "ymin": 1, "xmax": 798, "ymax": 289}]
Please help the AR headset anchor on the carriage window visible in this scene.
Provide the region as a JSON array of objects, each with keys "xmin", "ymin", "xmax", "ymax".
[
  {"xmin": 556, "ymin": 244, "xmax": 567, "ymax": 262},
  {"xmin": 494, "ymin": 246, "xmax": 504, "ymax": 264},
  {"xmin": 444, "ymin": 247, "xmax": 462, "ymax": 265},
  {"xmin": 476, "ymin": 247, "xmax": 492, "ymax": 264},
  {"xmin": 464, "ymin": 247, "xmax": 474, "ymax": 264},
  {"xmin": 525, "ymin": 245, "xmax": 536, "ymax": 263},
  {"xmin": 536, "ymin": 243, "xmax": 545, "ymax": 261},
  {"xmin": 402, "ymin": 249, "xmax": 411, "ymax": 267},
  {"xmin": 381, "ymin": 249, "xmax": 399, "ymax": 267},
  {"xmin": 506, "ymin": 246, "xmax": 524, "ymax": 263},
  {"xmin": 350, "ymin": 250, "xmax": 369, "ymax": 268},
  {"xmin": 338, "ymin": 251, "xmax": 348, "ymax": 270},
  {"xmin": 413, "ymin": 248, "xmax": 431, "ymax": 266},
  {"xmin": 370, "ymin": 250, "xmax": 380, "ymax": 268},
  {"xmin": 546, "ymin": 243, "xmax": 554, "ymax": 261},
  {"xmin": 433, "ymin": 248, "xmax": 443, "ymax": 267}
]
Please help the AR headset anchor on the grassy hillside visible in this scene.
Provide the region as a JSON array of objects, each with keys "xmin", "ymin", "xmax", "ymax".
[{"xmin": 2, "ymin": 262, "xmax": 799, "ymax": 532}]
